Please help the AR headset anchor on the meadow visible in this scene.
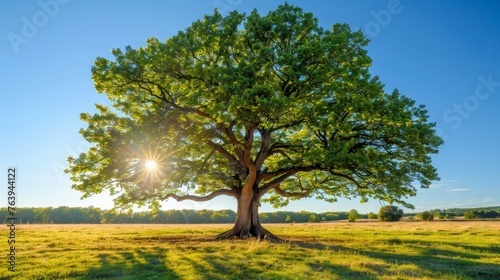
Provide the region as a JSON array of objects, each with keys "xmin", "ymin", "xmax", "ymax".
[{"xmin": 1, "ymin": 221, "xmax": 498, "ymax": 279}]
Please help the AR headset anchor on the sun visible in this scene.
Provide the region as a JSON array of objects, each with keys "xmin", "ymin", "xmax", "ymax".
[{"xmin": 144, "ymin": 160, "xmax": 157, "ymax": 171}]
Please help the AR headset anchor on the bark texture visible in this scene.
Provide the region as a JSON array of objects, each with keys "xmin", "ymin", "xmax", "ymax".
[{"xmin": 216, "ymin": 187, "xmax": 279, "ymax": 241}]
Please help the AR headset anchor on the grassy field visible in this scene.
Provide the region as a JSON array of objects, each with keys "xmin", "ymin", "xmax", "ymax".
[{"xmin": 1, "ymin": 221, "xmax": 498, "ymax": 279}]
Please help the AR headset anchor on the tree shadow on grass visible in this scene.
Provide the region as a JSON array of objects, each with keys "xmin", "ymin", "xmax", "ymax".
[
  {"xmin": 291, "ymin": 239, "xmax": 500, "ymax": 280},
  {"xmin": 178, "ymin": 254, "xmax": 300, "ymax": 280},
  {"xmin": 174, "ymin": 241, "xmax": 377, "ymax": 280},
  {"xmin": 79, "ymin": 235, "xmax": 498, "ymax": 279},
  {"xmin": 80, "ymin": 248, "xmax": 181, "ymax": 280},
  {"xmin": 392, "ymin": 238, "xmax": 500, "ymax": 256},
  {"xmin": 358, "ymin": 246, "xmax": 500, "ymax": 279}
]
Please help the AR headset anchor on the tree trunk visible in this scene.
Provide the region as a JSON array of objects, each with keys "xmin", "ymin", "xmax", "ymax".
[{"xmin": 216, "ymin": 187, "xmax": 279, "ymax": 241}]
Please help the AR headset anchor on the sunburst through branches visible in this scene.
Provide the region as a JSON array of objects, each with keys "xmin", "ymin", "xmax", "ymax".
[
  {"xmin": 134, "ymin": 143, "xmax": 169, "ymax": 189},
  {"xmin": 145, "ymin": 160, "xmax": 157, "ymax": 171}
]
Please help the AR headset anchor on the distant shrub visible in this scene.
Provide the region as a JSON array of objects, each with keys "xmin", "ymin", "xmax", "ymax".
[
  {"xmin": 367, "ymin": 212, "xmax": 378, "ymax": 219},
  {"xmin": 308, "ymin": 214, "xmax": 320, "ymax": 223},
  {"xmin": 348, "ymin": 209, "xmax": 359, "ymax": 222},
  {"xmin": 464, "ymin": 211, "xmax": 479, "ymax": 219},
  {"xmin": 433, "ymin": 212, "xmax": 442, "ymax": 220},
  {"xmin": 378, "ymin": 205, "xmax": 404, "ymax": 222},
  {"xmin": 417, "ymin": 211, "xmax": 434, "ymax": 221}
]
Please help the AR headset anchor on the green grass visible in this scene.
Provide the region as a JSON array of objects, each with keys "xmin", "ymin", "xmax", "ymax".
[{"xmin": 1, "ymin": 221, "xmax": 499, "ymax": 279}]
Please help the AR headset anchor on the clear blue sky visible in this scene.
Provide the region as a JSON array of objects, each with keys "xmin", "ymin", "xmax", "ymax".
[{"xmin": 1, "ymin": 0, "xmax": 499, "ymax": 214}]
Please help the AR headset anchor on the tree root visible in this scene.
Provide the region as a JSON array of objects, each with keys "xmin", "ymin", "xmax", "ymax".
[{"xmin": 215, "ymin": 225, "xmax": 282, "ymax": 243}]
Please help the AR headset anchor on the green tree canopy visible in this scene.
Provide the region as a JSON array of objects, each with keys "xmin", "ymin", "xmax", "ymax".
[
  {"xmin": 309, "ymin": 214, "xmax": 320, "ymax": 223},
  {"xmin": 367, "ymin": 212, "xmax": 377, "ymax": 219},
  {"xmin": 67, "ymin": 4, "xmax": 443, "ymax": 239},
  {"xmin": 417, "ymin": 211, "xmax": 434, "ymax": 221},
  {"xmin": 348, "ymin": 209, "xmax": 359, "ymax": 222},
  {"xmin": 378, "ymin": 205, "xmax": 404, "ymax": 221}
]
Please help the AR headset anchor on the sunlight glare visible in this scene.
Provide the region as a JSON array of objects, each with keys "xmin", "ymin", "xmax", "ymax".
[{"xmin": 145, "ymin": 160, "xmax": 157, "ymax": 171}]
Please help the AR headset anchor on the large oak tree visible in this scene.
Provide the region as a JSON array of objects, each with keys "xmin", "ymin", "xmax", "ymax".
[{"xmin": 67, "ymin": 4, "xmax": 443, "ymax": 239}]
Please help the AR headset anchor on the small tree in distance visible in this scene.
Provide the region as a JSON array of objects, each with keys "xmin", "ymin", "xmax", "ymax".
[
  {"xmin": 464, "ymin": 211, "xmax": 477, "ymax": 220},
  {"xmin": 378, "ymin": 205, "xmax": 404, "ymax": 221},
  {"xmin": 367, "ymin": 212, "xmax": 378, "ymax": 219},
  {"xmin": 309, "ymin": 214, "xmax": 320, "ymax": 223},
  {"xmin": 348, "ymin": 209, "xmax": 359, "ymax": 222},
  {"xmin": 417, "ymin": 211, "xmax": 434, "ymax": 221},
  {"xmin": 432, "ymin": 211, "xmax": 442, "ymax": 220}
]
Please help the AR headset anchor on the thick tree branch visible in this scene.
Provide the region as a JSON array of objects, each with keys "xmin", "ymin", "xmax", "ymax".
[
  {"xmin": 197, "ymin": 148, "xmax": 216, "ymax": 175},
  {"xmin": 121, "ymin": 73, "xmax": 215, "ymax": 120},
  {"xmin": 257, "ymin": 165, "xmax": 319, "ymax": 184},
  {"xmin": 222, "ymin": 121, "xmax": 242, "ymax": 145},
  {"xmin": 258, "ymin": 173, "xmax": 295, "ymax": 198},
  {"xmin": 273, "ymin": 185, "xmax": 311, "ymax": 198},
  {"xmin": 329, "ymin": 170, "xmax": 368, "ymax": 189},
  {"xmin": 270, "ymin": 119, "xmax": 304, "ymax": 132},
  {"xmin": 169, "ymin": 103, "xmax": 212, "ymax": 119},
  {"xmin": 219, "ymin": 121, "xmax": 245, "ymax": 166},
  {"xmin": 257, "ymin": 172, "xmax": 312, "ymax": 199},
  {"xmin": 159, "ymin": 188, "xmax": 237, "ymax": 202},
  {"xmin": 268, "ymin": 142, "xmax": 303, "ymax": 154},
  {"xmin": 254, "ymin": 129, "xmax": 271, "ymax": 171},
  {"xmin": 244, "ymin": 126, "xmax": 257, "ymax": 174},
  {"xmin": 206, "ymin": 141, "xmax": 240, "ymax": 168}
]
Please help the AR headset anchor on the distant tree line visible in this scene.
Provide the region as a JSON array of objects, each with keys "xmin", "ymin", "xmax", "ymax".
[
  {"xmin": 260, "ymin": 211, "xmax": 348, "ymax": 223},
  {"xmin": 411, "ymin": 207, "xmax": 500, "ymax": 221},
  {"xmin": 1, "ymin": 207, "xmax": 236, "ymax": 224},
  {"xmin": 434, "ymin": 206, "xmax": 500, "ymax": 215},
  {"xmin": 3, "ymin": 206, "xmax": 498, "ymax": 224},
  {"xmin": 464, "ymin": 210, "xmax": 500, "ymax": 219},
  {"xmin": 416, "ymin": 207, "xmax": 500, "ymax": 221},
  {"xmin": 1, "ymin": 207, "xmax": 357, "ymax": 224}
]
